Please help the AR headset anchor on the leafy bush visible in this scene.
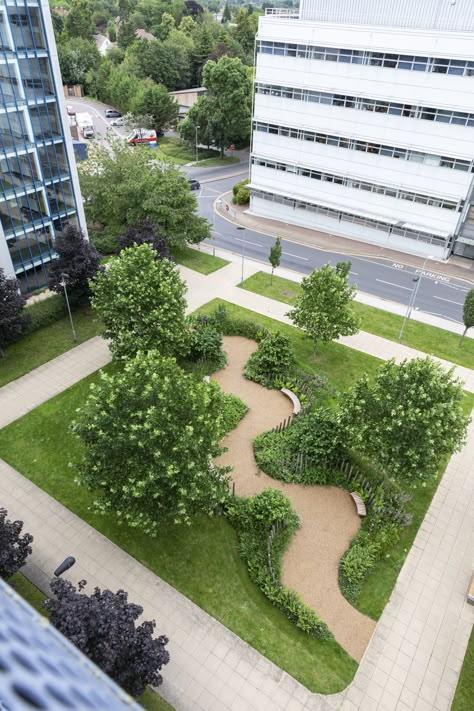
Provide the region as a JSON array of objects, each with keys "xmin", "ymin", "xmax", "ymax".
[
  {"xmin": 197, "ymin": 305, "xmax": 269, "ymax": 342},
  {"xmin": 188, "ymin": 323, "xmax": 226, "ymax": 369},
  {"xmin": 220, "ymin": 393, "xmax": 248, "ymax": 435},
  {"xmin": 24, "ymin": 295, "xmax": 67, "ymax": 334},
  {"xmin": 244, "ymin": 332, "xmax": 294, "ymax": 387},
  {"xmin": 232, "ymin": 179, "xmax": 250, "ymax": 205},
  {"xmin": 226, "ymin": 490, "xmax": 331, "ymax": 640},
  {"xmin": 90, "ymin": 231, "xmax": 120, "ymax": 256}
]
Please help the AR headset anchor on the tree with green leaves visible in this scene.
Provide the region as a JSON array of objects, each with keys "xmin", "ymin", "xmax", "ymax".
[
  {"xmin": 159, "ymin": 11, "xmax": 175, "ymax": 39},
  {"xmin": 222, "ymin": 2, "xmax": 231, "ymax": 22},
  {"xmin": 90, "ymin": 243, "xmax": 188, "ymax": 360},
  {"xmin": 118, "ymin": 19, "xmax": 138, "ymax": 49},
  {"xmin": 269, "ymin": 237, "xmax": 282, "ymax": 284},
  {"xmin": 58, "ymin": 38, "xmax": 100, "ymax": 89},
  {"xmin": 64, "ymin": 0, "xmax": 93, "ymax": 40},
  {"xmin": 0, "ymin": 269, "xmax": 30, "ymax": 358},
  {"xmin": 181, "ymin": 56, "xmax": 252, "ymax": 156},
  {"xmin": 133, "ymin": 38, "xmax": 191, "ymax": 90},
  {"xmin": 72, "ymin": 350, "xmax": 230, "ymax": 531},
  {"xmin": 460, "ymin": 288, "xmax": 474, "ymax": 345},
  {"xmin": 129, "ymin": 84, "xmax": 179, "ymax": 134},
  {"xmin": 341, "ymin": 357, "xmax": 469, "ymax": 481},
  {"xmin": 78, "ymin": 139, "xmax": 210, "ymax": 245},
  {"xmin": 287, "ymin": 262, "xmax": 359, "ymax": 353}
]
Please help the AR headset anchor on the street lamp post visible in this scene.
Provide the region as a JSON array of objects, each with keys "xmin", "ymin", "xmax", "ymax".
[
  {"xmin": 236, "ymin": 226, "xmax": 245, "ymax": 284},
  {"xmin": 195, "ymin": 124, "xmax": 200, "ymax": 164},
  {"xmin": 60, "ymin": 273, "xmax": 77, "ymax": 343},
  {"xmin": 397, "ymin": 254, "xmax": 435, "ymax": 342},
  {"xmin": 212, "ymin": 199, "xmax": 222, "ymax": 258}
]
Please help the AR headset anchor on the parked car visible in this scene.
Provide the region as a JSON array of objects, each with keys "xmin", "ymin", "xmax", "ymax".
[
  {"xmin": 110, "ymin": 116, "xmax": 125, "ymax": 126},
  {"xmin": 105, "ymin": 109, "xmax": 122, "ymax": 118},
  {"xmin": 66, "ymin": 105, "xmax": 75, "ymax": 116},
  {"xmin": 188, "ymin": 179, "xmax": 201, "ymax": 191}
]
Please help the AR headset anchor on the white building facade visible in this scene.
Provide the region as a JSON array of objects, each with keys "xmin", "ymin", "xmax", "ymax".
[{"xmin": 250, "ymin": 0, "xmax": 474, "ymax": 261}]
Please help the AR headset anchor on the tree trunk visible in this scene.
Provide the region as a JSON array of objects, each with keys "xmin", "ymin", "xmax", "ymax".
[
  {"xmin": 220, "ymin": 144, "xmax": 224, "ymax": 158},
  {"xmin": 0, "ymin": 343, "xmax": 4, "ymax": 359},
  {"xmin": 459, "ymin": 326, "xmax": 468, "ymax": 346},
  {"xmin": 270, "ymin": 267, "xmax": 274, "ymax": 284}
]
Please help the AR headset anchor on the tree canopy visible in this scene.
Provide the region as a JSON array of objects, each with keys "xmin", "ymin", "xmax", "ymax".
[
  {"xmin": 342, "ymin": 357, "xmax": 469, "ymax": 481},
  {"xmin": 0, "ymin": 508, "xmax": 33, "ymax": 580},
  {"xmin": 44, "ymin": 578, "xmax": 169, "ymax": 697},
  {"xmin": 287, "ymin": 262, "xmax": 359, "ymax": 352},
  {"xmin": 118, "ymin": 219, "xmax": 171, "ymax": 260},
  {"xmin": 269, "ymin": 237, "xmax": 282, "ymax": 283},
  {"xmin": 0, "ymin": 269, "xmax": 30, "ymax": 358},
  {"xmin": 78, "ymin": 139, "xmax": 210, "ymax": 245},
  {"xmin": 461, "ymin": 288, "xmax": 474, "ymax": 344},
  {"xmin": 129, "ymin": 83, "xmax": 179, "ymax": 133},
  {"xmin": 72, "ymin": 350, "xmax": 230, "ymax": 531},
  {"xmin": 48, "ymin": 224, "xmax": 103, "ymax": 306},
  {"xmin": 90, "ymin": 244, "xmax": 188, "ymax": 359}
]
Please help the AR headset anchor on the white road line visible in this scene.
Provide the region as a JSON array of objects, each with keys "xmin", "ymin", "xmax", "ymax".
[
  {"xmin": 376, "ymin": 279, "xmax": 413, "ymax": 291},
  {"xmin": 235, "ymin": 237, "xmax": 262, "ymax": 247},
  {"xmin": 282, "ymin": 251, "xmax": 309, "ymax": 261},
  {"xmin": 433, "ymin": 295, "xmax": 463, "ymax": 306},
  {"xmin": 350, "ymin": 271, "xmax": 359, "ymax": 276}
]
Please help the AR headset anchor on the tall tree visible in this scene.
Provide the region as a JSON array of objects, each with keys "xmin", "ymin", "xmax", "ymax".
[
  {"xmin": 48, "ymin": 224, "xmax": 103, "ymax": 307},
  {"xmin": 64, "ymin": 0, "xmax": 93, "ymax": 40},
  {"xmin": 90, "ymin": 243, "xmax": 188, "ymax": 359},
  {"xmin": 268, "ymin": 237, "xmax": 282, "ymax": 284},
  {"xmin": 44, "ymin": 578, "xmax": 169, "ymax": 697},
  {"xmin": 342, "ymin": 358, "xmax": 469, "ymax": 481},
  {"xmin": 287, "ymin": 262, "xmax": 359, "ymax": 353},
  {"xmin": 129, "ymin": 83, "xmax": 179, "ymax": 133},
  {"xmin": 181, "ymin": 56, "xmax": 252, "ymax": 155},
  {"xmin": 134, "ymin": 38, "xmax": 191, "ymax": 89},
  {"xmin": 78, "ymin": 139, "xmax": 210, "ymax": 245},
  {"xmin": 118, "ymin": 19, "xmax": 138, "ymax": 49},
  {"xmin": 0, "ymin": 508, "xmax": 33, "ymax": 580},
  {"xmin": 222, "ymin": 2, "xmax": 231, "ymax": 23},
  {"xmin": 190, "ymin": 25, "xmax": 213, "ymax": 85},
  {"xmin": 460, "ymin": 288, "xmax": 474, "ymax": 345},
  {"xmin": 158, "ymin": 11, "xmax": 175, "ymax": 39},
  {"xmin": 58, "ymin": 38, "xmax": 101, "ymax": 88},
  {"xmin": 71, "ymin": 350, "xmax": 230, "ymax": 530},
  {"xmin": 0, "ymin": 269, "xmax": 30, "ymax": 358}
]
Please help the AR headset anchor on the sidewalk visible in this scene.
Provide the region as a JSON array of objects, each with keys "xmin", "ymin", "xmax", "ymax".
[
  {"xmin": 216, "ymin": 195, "xmax": 474, "ymax": 283},
  {"xmin": 0, "ymin": 265, "xmax": 473, "ymax": 711}
]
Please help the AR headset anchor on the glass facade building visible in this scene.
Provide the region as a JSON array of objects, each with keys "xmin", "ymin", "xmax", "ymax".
[{"xmin": 0, "ymin": 0, "xmax": 85, "ymax": 292}]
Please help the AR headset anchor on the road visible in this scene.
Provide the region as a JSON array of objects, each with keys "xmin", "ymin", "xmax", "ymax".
[{"xmin": 69, "ymin": 97, "xmax": 473, "ymax": 325}]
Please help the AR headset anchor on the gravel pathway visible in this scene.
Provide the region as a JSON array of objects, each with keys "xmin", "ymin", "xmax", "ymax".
[{"xmin": 213, "ymin": 336, "xmax": 376, "ymax": 662}]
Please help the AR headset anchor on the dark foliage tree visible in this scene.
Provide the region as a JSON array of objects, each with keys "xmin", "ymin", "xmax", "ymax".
[
  {"xmin": 48, "ymin": 224, "xmax": 103, "ymax": 307},
  {"xmin": 118, "ymin": 19, "xmax": 137, "ymax": 48},
  {"xmin": 118, "ymin": 219, "xmax": 171, "ymax": 260},
  {"xmin": 44, "ymin": 578, "xmax": 170, "ymax": 697},
  {"xmin": 460, "ymin": 288, "xmax": 474, "ymax": 345},
  {"xmin": 222, "ymin": 2, "xmax": 231, "ymax": 22},
  {"xmin": 0, "ymin": 508, "xmax": 33, "ymax": 580},
  {"xmin": 64, "ymin": 0, "xmax": 94, "ymax": 40},
  {"xmin": 184, "ymin": 0, "xmax": 203, "ymax": 18},
  {"xmin": 0, "ymin": 268, "xmax": 31, "ymax": 357}
]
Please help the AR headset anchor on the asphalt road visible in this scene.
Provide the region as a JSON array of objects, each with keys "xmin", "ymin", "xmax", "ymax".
[{"xmin": 69, "ymin": 96, "xmax": 473, "ymax": 325}]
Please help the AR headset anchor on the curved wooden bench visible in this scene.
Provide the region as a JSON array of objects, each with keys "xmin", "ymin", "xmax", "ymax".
[
  {"xmin": 281, "ymin": 388, "xmax": 301, "ymax": 415},
  {"xmin": 350, "ymin": 492, "xmax": 366, "ymax": 518}
]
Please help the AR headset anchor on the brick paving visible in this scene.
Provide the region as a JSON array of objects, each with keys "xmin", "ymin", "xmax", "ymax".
[{"xmin": 0, "ymin": 263, "xmax": 472, "ymax": 710}]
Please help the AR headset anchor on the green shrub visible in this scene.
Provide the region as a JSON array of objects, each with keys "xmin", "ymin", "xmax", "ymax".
[
  {"xmin": 24, "ymin": 295, "xmax": 66, "ymax": 334},
  {"xmin": 90, "ymin": 231, "xmax": 119, "ymax": 256},
  {"xmin": 198, "ymin": 305, "xmax": 270, "ymax": 342},
  {"xmin": 244, "ymin": 332, "xmax": 294, "ymax": 387},
  {"xmin": 226, "ymin": 490, "xmax": 331, "ymax": 640},
  {"xmin": 188, "ymin": 323, "xmax": 226, "ymax": 368},
  {"xmin": 220, "ymin": 393, "xmax": 248, "ymax": 435},
  {"xmin": 232, "ymin": 179, "xmax": 250, "ymax": 204}
]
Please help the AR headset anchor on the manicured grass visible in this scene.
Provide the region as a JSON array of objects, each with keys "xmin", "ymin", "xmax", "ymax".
[
  {"xmin": 172, "ymin": 246, "xmax": 229, "ymax": 275},
  {"xmin": 197, "ymin": 155, "xmax": 240, "ymax": 167},
  {"xmin": 155, "ymin": 137, "xmax": 219, "ymax": 165},
  {"xmin": 240, "ymin": 271, "xmax": 474, "ymax": 370},
  {"xmin": 9, "ymin": 573, "xmax": 46, "ymax": 614},
  {"xmin": 0, "ymin": 308, "xmax": 102, "ymax": 388},
  {"xmin": 452, "ymin": 626, "xmax": 474, "ymax": 711},
  {"xmin": 140, "ymin": 689, "xmax": 175, "ymax": 711},
  {"xmin": 0, "ymin": 365, "xmax": 357, "ymax": 693}
]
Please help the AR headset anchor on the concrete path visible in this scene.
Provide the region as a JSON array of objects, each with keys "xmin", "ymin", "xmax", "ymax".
[{"xmin": 0, "ymin": 262, "xmax": 473, "ymax": 710}]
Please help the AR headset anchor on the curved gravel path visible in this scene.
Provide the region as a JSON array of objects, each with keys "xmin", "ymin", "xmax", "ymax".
[{"xmin": 213, "ymin": 336, "xmax": 376, "ymax": 662}]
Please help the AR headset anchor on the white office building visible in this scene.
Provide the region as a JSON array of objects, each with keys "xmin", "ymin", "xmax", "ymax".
[{"xmin": 250, "ymin": 0, "xmax": 474, "ymax": 261}]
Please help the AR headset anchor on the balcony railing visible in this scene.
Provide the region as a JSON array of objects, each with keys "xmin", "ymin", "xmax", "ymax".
[{"xmin": 265, "ymin": 8, "xmax": 299, "ymax": 18}]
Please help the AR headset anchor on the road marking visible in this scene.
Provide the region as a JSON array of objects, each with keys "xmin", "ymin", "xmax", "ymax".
[
  {"xmin": 350, "ymin": 271, "xmax": 359, "ymax": 276},
  {"xmin": 282, "ymin": 251, "xmax": 309, "ymax": 261},
  {"xmin": 433, "ymin": 295, "xmax": 463, "ymax": 306},
  {"xmin": 235, "ymin": 237, "xmax": 262, "ymax": 247},
  {"xmin": 376, "ymin": 279, "xmax": 413, "ymax": 291}
]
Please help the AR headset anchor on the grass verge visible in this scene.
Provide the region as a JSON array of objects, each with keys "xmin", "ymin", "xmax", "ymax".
[
  {"xmin": 141, "ymin": 689, "xmax": 175, "ymax": 711},
  {"xmin": 452, "ymin": 627, "xmax": 474, "ymax": 711},
  {"xmin": 197, "ymin": 156, "xmax": 240, "ymax": 167},
  {"xmin": 155, "ymin": 137, "xmax": 219, "ymax": 165},
  {"xmin": 239, "ymin": 272, "xmax": 474, "ymax": 370},
  {"xmin": 172, "ymin": 246, "xmax": 229, "ymax": 275},
  {"xmin": 0, "ymin": 308, "xmax": 102, "ymax": 388}
]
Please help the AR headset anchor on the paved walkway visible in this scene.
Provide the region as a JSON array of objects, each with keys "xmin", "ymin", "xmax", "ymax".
[{"xmin": 0, "ymin": 263, "xmax": 473, "ymax": 710}]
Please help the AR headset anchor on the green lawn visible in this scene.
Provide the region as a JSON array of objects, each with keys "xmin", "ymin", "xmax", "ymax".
[
  {"xmin": 452, "ymin": 627, "xmax": 474, "ymax": 711},
  {"xmin": 8, "ymin": 574, "xmax": 173, "ymax": 709},
  {"xmin": 172, "ymin": 246, "xmax": 229, "ymax": 275},
  {"xmin": 240, "ymin": 272, "xmax": 474, "ymax": 370},
  {"xmin": 155, "ymin": 137, "xmax": 219, "ymax": 165},
  {"xmin": 0, "ymin": 308, "xmax": 102, "ymax": 388},
  {"xmin": 197, "ymin": 155, "xmax": 240, "ymax": 167}
]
